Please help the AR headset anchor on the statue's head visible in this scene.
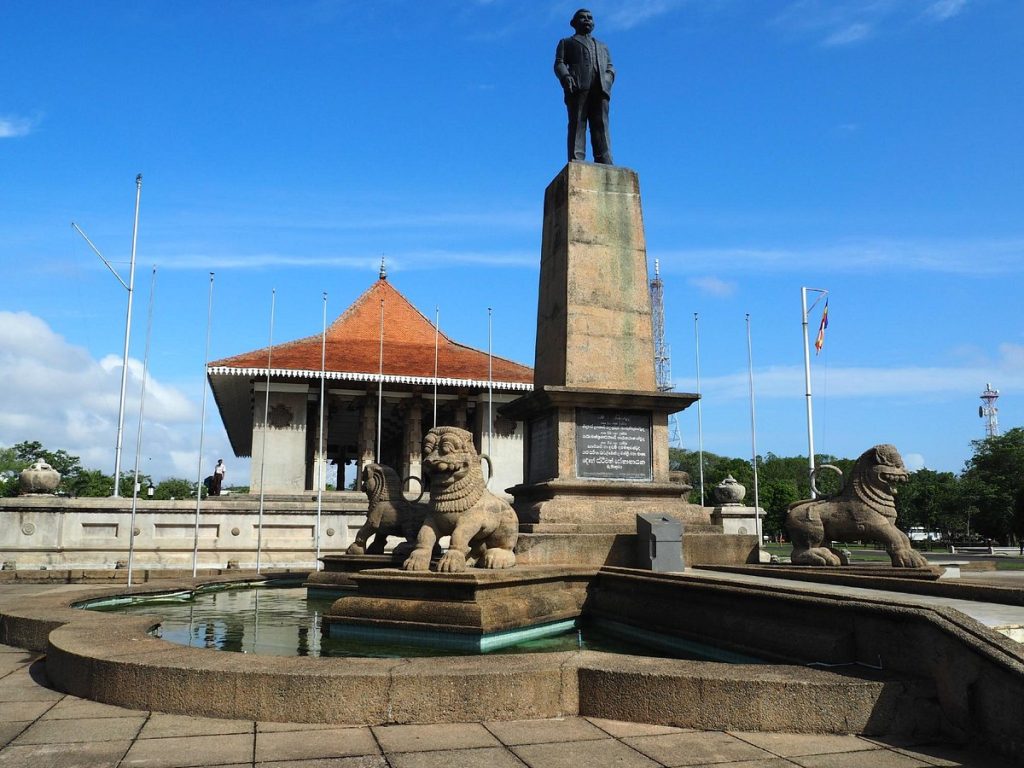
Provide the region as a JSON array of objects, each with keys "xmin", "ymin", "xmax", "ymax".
[{"xmin": 570, "ymin": 8, "xmax": 595, "ymax": 35}]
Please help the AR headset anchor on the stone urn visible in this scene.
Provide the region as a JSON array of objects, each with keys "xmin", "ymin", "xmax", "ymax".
[
  {"xmin": 19, "ymin": 460, "xmax": 61, "ymax": 495},
  {"xmin": 713, "ymin": 474, "xmax": 745, "ymax": 506}
]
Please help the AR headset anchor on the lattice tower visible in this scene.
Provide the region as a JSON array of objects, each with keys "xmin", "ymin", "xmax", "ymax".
[
  {"xmin": 980, "ymin": 383, "xmax": 1000, "ymax": 437},
  {"xmin": 650, "ymin": 259, "xmax": 682, "ymax": 447}
]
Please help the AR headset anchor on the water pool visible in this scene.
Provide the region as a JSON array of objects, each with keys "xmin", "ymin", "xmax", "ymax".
[{"xmin": 83, "ymin": 584, "xmax": 761, "ymax": 662}]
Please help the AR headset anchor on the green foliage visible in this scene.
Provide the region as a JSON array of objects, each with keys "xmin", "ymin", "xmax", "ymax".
[
  {"xmin": 895, "ymin": 469, "xmax": 963, "ymax": 537},
  {"xmin": 960, "ymin": 428, "xmax": 1024, "ymax": 541},
  {"xmin": 153, "ymin": 478, "xmax": 202, "ymax": 500},
  {"xmin": 69, "ymin": 469, "xmax": 115, "ymax": 497}
]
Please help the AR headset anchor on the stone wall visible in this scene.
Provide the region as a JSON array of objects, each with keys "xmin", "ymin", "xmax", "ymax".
[{"xmin": 0, "ymin": 494, "xmax": 374, "ymax": 570}]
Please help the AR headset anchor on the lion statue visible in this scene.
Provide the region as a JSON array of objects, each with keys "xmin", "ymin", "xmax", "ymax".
[
  {"xmin": 402, "ymin": 426, "xmax": 518, "ymax": 573},
  {"xmin": 346, "ymin": 463, "xmax": 427, "ymax": 557},
  {"xmin": 785, "ymin": 444, "xmax": 927, "ymax": 568}
]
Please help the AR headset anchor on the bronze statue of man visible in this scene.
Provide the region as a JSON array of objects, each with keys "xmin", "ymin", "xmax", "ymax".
[{"xmin": 554, "ymin": 8, "xmax": 615, "ymax": 165}]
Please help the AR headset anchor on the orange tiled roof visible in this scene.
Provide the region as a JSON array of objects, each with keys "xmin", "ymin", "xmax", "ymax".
[{"xmin": 209, "ymin": 279, "xmax": 532, "ymax": 386}]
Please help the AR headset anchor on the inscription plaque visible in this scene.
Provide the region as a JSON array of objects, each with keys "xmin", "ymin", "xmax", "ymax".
[
  {"xmin": 528, "ymin": 413, "xmax": 557, "ymax": 484},
  {"xmin": 576, "ymin": 409, "xmax": 652, "ymax": 480}
]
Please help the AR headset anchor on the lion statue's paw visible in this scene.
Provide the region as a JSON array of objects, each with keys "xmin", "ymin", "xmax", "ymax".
[
  {"xmin": 436, "ymin": 550, "xmax": 467, "ymax": 573},
  {"xmin": 402, "ymin": 550, "xmax": 432, "ymax": 571},
  {"xmin": 482, "ymin": 548, "xmax": 516, "ymax": 569},
  {"xmin": 346, "ymin": 542, "xmax": 365, "ymax": 555},
  {"xmin": 892, "ymin": 549, "xmax": 928, "ymax": 568},
  {"xmin": 792, "ymin": 547, "xmax": 842, "ymax": 566}
]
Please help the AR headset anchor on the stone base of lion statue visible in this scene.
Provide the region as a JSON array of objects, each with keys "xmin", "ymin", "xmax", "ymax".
[
  {"xmin": 785, "ymin": 444, "xmax": 928, "ymax": 568},
  {"xmin": 403, "ymin": 426, "xmax": 519, "ymax": 573}
]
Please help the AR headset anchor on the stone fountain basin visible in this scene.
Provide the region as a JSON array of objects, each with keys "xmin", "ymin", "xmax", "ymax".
[
  {"xmin": 0, "ymin": 573, "xmax": 936, "ymax": 734},
  {"xmin": 0, "ymin": 585, "xmax": 899, "ymax": 731}
]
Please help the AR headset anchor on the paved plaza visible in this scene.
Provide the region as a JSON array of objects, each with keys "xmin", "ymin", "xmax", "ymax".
[{"xmin": 0, "ymin": 642, "xmax": 1014, "ymax": 767}]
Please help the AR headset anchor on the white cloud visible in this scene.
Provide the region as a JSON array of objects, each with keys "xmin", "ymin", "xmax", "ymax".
[
  {"xmin": 823, "ymin": 21, "xmax": 873, "ymax": 45},
  {"xmin": 923, "ymin": 0, "xmax": 968, "ymax": 22},
  {"xmin": 774, "ymin": 0, "xmax": 968, "ymax": 46},
  {"xmin": 904, "ymin": 452, "xmax": 926, "ymax": 471},
  {"xmin": 603, "ymin": 0, "xmax": 687, "ymax": 30},
  {"xmin": 688, "ymin": 276, "xmax": 737, "ymax": 297},
  {"xmin": 0, "ymin": 311, "xmax": 227, "ymax": 482},
  {"xmin": 0, "ymin": 115, "xmax": 37, "ymax": 138},
  {"xmin": 156, "ymin": 249, "xmax": 535, "ymax": 271},
  {"xmin": 676, "ymin": 352, "xmax": 1024, "ymax": 401},
  {"xmin": 658, "ymin": 237, "xmax": 1024, "ymax": 275}
]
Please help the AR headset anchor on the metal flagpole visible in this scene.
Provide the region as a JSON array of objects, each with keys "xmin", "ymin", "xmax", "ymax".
[
  {"xmin": 256, "ymin": 289, "xmax": 276, "ymax": 574},
  {"xmin": 433, "ymin": 306, "xmax": 439, "ymax": 428},
  {"xmin": 746, "ymin": 314, "xmax": 762, "ymax": 552},
  {"xmin": 801, "ymin": 287, "xmax": 828, "ymax": 498},
  {"xmin": 192, "ymin": 273, "xmax": 214, "ymax": 576},
  {"xmin": 315, "ymin": 292, "xmax": 327, "ymax": 571},
  {"xmin": 127, "ymin": 266, "xmax": 156, "ymax": 586},
  {"xmin": 376, "ymin": 298, "xmax": 384, "ymax": 461},
  {"xmin": 71, "ymin": 174, "xmax": 142, "ymax": 497},
  {"xmin": 693, "ymin": 312, "xmax": 705, "ymax": 507},
  {"xmin": 113, "ymin": 174, "xmax": 143, "ymax": 496},
  {"xmin": 487, "ymin": 307, "xmax": 493, "ymax": 486}
]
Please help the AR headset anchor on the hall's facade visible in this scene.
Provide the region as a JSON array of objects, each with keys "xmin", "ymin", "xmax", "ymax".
[{"xmin": 208, "ymin": 275, "xmax": 533, "ymax": 496}]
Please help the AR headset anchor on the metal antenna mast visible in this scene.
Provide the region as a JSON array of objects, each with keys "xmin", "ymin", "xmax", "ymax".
[
  {"xmin": 650, "ymin": 260, "xmax": 682, "ymax": 447},
  {"xmin": 979, "ymin": 383, "xmax": 1000, "ymax": 437}
]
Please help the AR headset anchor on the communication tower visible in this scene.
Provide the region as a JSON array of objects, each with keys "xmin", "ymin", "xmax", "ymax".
[
  {"xmin": 650, "ymin": 259, "xmax": 683, "ymax": 447},
  {"xmin": 979, "ymin": 383, "xmax": 1000, "ymax": 437}
]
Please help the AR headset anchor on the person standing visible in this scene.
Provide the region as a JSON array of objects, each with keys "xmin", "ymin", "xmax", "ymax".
[
  {"xmin": 554, "ymin": 8, "xmax": 615, "ymax": 165},
  {"xmin": 211, "ymin": 459, "xmax": 226, "ymax": 496}
]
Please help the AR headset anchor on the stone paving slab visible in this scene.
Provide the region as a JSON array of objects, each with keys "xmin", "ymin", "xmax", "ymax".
[
  {"xmin": 623, "ymin": 730, "xmax": 777, "ymax": 766},
  {"xmin": 371, "ymin": 722, "xmax": 500, "ymax": 753},
  {"xmin": 254, "ymin": 726, "xmax": 378, "ymax": 762},
  {"xmin": 120, "ymin": 732, "xmax": 254, "ymax": 768},
  {"xmin": 388, "ymin": 744, "xmax": 528, "ymax": 768},
  {"xmin": 0, "ymin": 632, "xmax": 1014, "ymax": 768},
  {"xmin": 11, "ymin": 715, "xmax": 146, "ymax": 746},
  {"xmin": 729, "ymin": 731, "xmax": 882, "ymax": 757},
  {"xmin": 485, "ymin": 716, "xmax": 608, "ymax": 745},
  {"xmin": 0, "ymin": 738, "xmax": 132, "ymax": 768},
  {"xmin": 138, "ymin": 712, "xmax": 253, "ymax": 739},
  {"xmin": 512, "ymin": 737, "xmax": 662, "ymax": 767}
]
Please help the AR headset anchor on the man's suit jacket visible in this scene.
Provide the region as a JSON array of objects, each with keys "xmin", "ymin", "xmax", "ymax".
[{"xmin": 554, "ymin": 34, "xmax": 615, "ymax": 96}]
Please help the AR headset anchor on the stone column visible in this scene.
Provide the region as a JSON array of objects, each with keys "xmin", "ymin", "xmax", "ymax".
[
  {"xmin": 311, "ymin": 393, "xmax": 330, "ymax": 491},
  {"xmin": 454, "ymin": 393, "xmax": 468, "ymax": 429},
  {"xmin": 403, "ymin": 396, "xmax": 423, "ymax": 492},
  {"xmin": 356, "ymin": 392, "xmax": 377, "ymax": 482}
]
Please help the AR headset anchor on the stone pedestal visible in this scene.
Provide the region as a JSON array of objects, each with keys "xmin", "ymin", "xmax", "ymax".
[{"xmin": 503, "ymin": 163, "xmax": 707, "ymax": 533}]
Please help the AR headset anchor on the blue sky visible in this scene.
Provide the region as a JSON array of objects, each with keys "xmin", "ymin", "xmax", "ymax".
[{"xmin": 1, "ymin": 0, "xmax": 1022, "ymax": 484}]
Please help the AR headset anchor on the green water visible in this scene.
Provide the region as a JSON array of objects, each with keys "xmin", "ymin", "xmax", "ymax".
[{"xmin": 84, "ymin": 585, "xmax": 757, "ymax": 662}]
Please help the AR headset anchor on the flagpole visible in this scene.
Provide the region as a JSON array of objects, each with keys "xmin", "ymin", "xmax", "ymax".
[
  {"xmin": 192, "ymin": 272, "xmax": 214, "ymax": 577},
  {"xmin": 801, "ymin": 287, "xmax": 828, "ymax": 498},
  {"xmin": 127, "ymin": 266, "xmax": 156, "ymax": 586},
  {"xmin": 487, "ymin": 307, "xmax": 493, "ymax": 487},
  {"xmin": 376, "ymin": 297, "xmax": 384, "ymax": 461},
  {"xmin": 693, "ymin": 312, "xmax": 705, "ymax": 507},
  {"xmin": 433, "ymin": 306, "xmax": 439, "ymax": 428},
  {"xmin": 256, "ymin": 289, "xmax": 276, "ymax": 574},
  {"xmin": 315, "ymin": 291, "xmax": 327, "ymax": 571},
  {"xmin": 746, "ymin": 313, "xmax": 761, "ymax": 552}
]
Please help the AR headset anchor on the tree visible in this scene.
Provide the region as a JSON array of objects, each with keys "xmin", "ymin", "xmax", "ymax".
[
  {"xmin": 154, "ymin": 478, "xmax": 204, "ymax": 500},
  {"xmin": 68, "ymin": 469, "xmax": 115, "ymax": 497},
  {"xmin": 895, "ymin": 469, "xmax": 962, "ymax": 537},
  {"xmin": 960, "ymin": 428, "xmax": 1024, "ymax": 543}
]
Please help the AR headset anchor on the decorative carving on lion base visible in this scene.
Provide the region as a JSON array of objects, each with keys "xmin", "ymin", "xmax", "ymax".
[
  {"xmin": 346, "ymin": 463, "xmax": 427, "ymax": 557},
  {"xmin": 785, "ymin": 444, "xmax": 927, "ymax": 568},
  {"xmin": 403, "ymin": 426, "xmax": 519, "ymax": 573}
]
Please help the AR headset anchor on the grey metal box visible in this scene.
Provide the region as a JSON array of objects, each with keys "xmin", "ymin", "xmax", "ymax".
[{"xmin": 636, "ymin": 513, "xmax": 684, "ymax": 572}]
